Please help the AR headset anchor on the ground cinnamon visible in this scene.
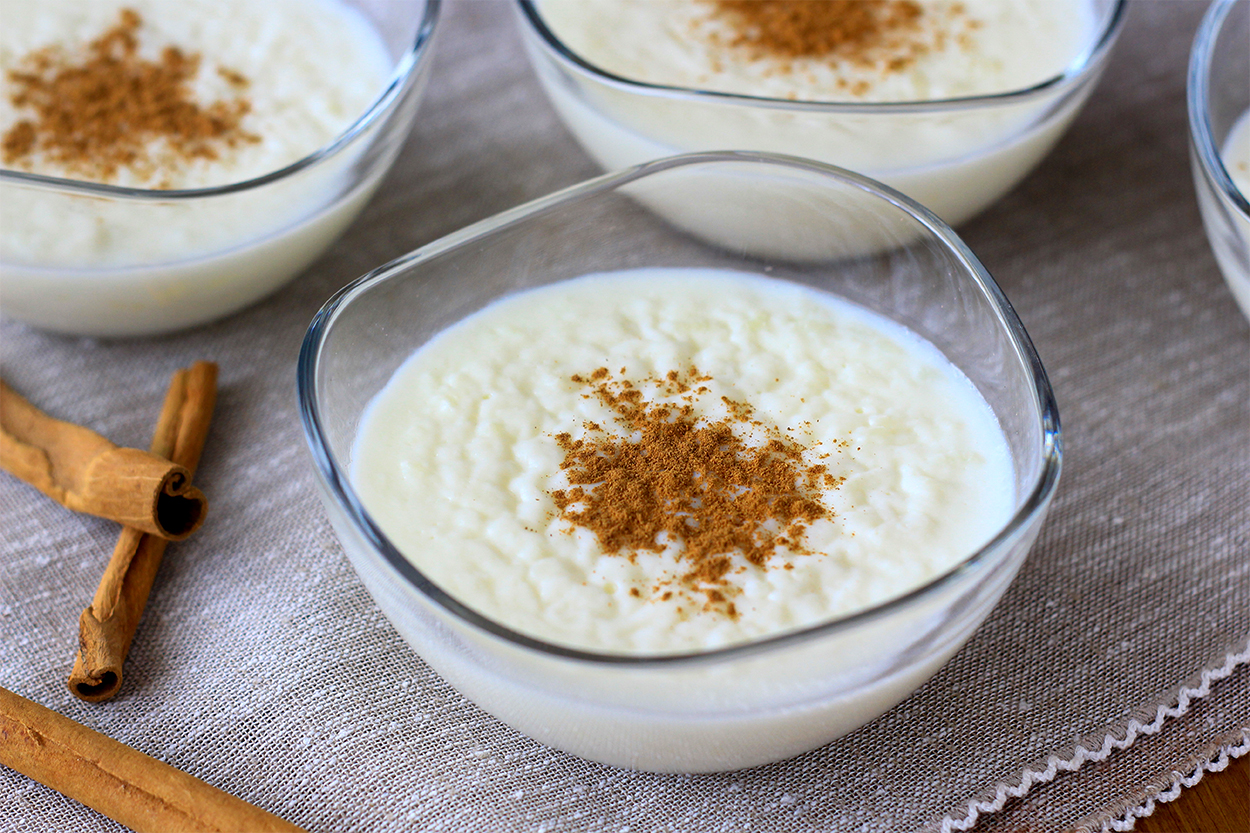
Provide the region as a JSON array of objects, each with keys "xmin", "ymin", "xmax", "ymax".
[
  {"xmin": 550, "ymin": 367, "xmax": 843, "ymax": 616},
  {"xmin": 2, "ymin": 8, "xmax": 257, "ymax": 184},
  {"xmin": 710, "ymin": 0, "xmax": 925, "ymax": 62}
]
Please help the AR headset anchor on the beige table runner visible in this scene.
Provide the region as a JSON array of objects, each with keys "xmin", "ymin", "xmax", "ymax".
[{"xmin": 2, "ymin": 2, "xmax": 1247, "ymax": 831}]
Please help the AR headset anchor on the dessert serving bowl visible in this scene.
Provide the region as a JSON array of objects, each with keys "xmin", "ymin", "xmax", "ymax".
[
  {"xmin": 514, "ymin": 0, "xmax": 1126, "ymax": 228},
  {"xmin": 298, "ymin": 152, "xmax": 1062, "ymax": 772},
  {"xmin": 1188, "ymin": 0, "xmax": 1250, "ymax": 320},
  {"xmin": 0, "ymin": 0, "xmax": 440, "ymax": 337}
]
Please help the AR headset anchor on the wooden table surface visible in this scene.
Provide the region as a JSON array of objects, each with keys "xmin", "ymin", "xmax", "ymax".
[{"xmin": 1134, "ymin": 754, "xmax": 1249, "ymax": 833}]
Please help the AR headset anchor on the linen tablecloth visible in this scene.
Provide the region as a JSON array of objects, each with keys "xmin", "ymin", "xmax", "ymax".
[{"xmin": 2, "ymin": 2, "xmax": 1247, "ymax": 830}]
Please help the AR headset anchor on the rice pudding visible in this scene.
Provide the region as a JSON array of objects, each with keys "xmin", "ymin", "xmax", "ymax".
[
  {"xmin": 351, "ymin": 268, "xmax": 1015, "ymax": 655},
  {"xmin": 1214, "ymin": 108, "xmax": 1250, "ymax": 317},
  {"xmin": 522, "ymin": 0, "xmax": 1113, "ymax": 225},
  {"xmin": 540, "ymin": 0, "xmax": 1087, "ymax": 103},
  {"xmin": 0, "ymin": 0, "xmax": 389, "ymax": 189},
  {"xmin": 0, "ymin": 0, "xmax": 410, "ymax": 335},
  {"xmin": 1226, "ymin": 109, "xmax": 1250, "ymax": 199}
]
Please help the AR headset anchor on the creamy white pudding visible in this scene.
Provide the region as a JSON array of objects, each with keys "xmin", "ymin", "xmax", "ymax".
[
  {"xmin": 351, "ymin": 268, "xmax": 1014, "ymax": 655},
  {"xmin": 1225, "ymin": 109, "xmax": 1250, "ymax": 198},
  {"xmin": 0, "ymin": 0, "xmax": 407, "ymax": 335},
  {"xmin": 540, "ymin": 0, "xmax": 1086, "ymax": 103},
  {"xmin": 523, "ymin": 0, "xmax": 1111, "ymax": 225},
  {"xmin": 0, "ymin": 0, "xmax": 389, "ymax": 190},
  {"xmin": 1214, "ymin": 108, "xmax": 1250, "ymax": 316}
]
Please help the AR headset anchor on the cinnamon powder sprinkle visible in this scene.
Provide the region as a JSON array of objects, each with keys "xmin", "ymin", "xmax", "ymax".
[
  {"xmin": 549, "ymin": 367, "xmax": 844, "ymax": 617},
  {"xmin": 709, "ymin": 0, "xmax": 925, "ymax": 62},
  {"xmin": 2, "ymin": 8, "xmax": 258, "ymax": 184}
]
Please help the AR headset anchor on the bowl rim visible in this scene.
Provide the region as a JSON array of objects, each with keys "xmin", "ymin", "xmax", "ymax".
[
  {"xmin": 1188, "ymin": 0, "xmax": 1250, "ymax": 220},
  {"xmin": 513, "ymin": 0, "xmax": 1126, "ymax": 114},
  {"xmin": 298, "ymin": 150, "xmax": 1063, "ymax": 667},
  {"xmin": 0, "ymin": 0, "xmax": 441, "ymax": 200}
]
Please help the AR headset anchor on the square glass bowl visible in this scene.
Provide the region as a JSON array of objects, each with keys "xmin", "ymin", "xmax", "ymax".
[
  {"xmin": 298, "ymin": 152, "xmax": 1062, "ymax": 772},
  {"xmin": 0, "ymin": 0, "xmax": 439, "ymax": 337},
  {"xmin": 1189, "ymin": 0, "xmax": 1250, "ymax": 320},
  {"xmin": 514, "ymin": 0, "xmax": 1125, "ymax": 227}
]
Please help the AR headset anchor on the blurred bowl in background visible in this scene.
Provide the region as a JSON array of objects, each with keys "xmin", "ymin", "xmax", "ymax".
[
  {"xmin": 0, "ymin": 0, "xmax": 440, "ymax": 337},
  {"xmin": 515, "ymin": 0, "xmax": 1125, "ymax": 227}
]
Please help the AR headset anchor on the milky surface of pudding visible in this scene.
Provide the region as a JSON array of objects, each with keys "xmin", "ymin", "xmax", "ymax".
[
  {"xmin": 538, "ymin": 0, "xmax": 1090, "ymax": 103},
  {"xmin": 0, "ymin": 0, "xmax": 390, "ymax": 189},
  {"xmin": 1212, "ymin": 107, "xmax": 1250, "ymax": 318},
  {"xmin": 524, "ymin": 0, "xmax": 1107, "ymax": 226},
  {"xmin": 1224, "ymin": 108, "xmax": 1250, "ymax": 199},
  {"xmin": 0, "ymin": 0, "xmax": 404, "ymax": 336},
  {"xmin": 351, "ymin": 269, "xmax": 1015, "ymax": 655}
]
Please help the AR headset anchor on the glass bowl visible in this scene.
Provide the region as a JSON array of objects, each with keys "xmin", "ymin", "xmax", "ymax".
[
  {"xmin": 514, "ymin": 0, "xmax": 1125, "ymax": 228},
  {"xmin": 0, "ymin": 0, "xmax": 440, "ymax": 338},
  {"xmin": 1188, "ymin": 0, "xmax": 1250, "ymax": 320},
  {"xmin": 298, "ymin": 152, "xmax": 1062, "ymax": 772}
]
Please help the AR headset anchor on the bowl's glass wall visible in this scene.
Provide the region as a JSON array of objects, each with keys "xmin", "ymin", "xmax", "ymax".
[
  {"xmin": 515, "ymin": 0, "xmax": 1123, "ymax": 227},
  {"xmin": 0, "ymin": 0, "xmax": 438, "ymax": 336},
  {"xmin": 1190, "ymin": 0, "xmax": 1250, "ymax": 319},
  {"xmin": 304, "ymin": 154, "xmax": 1060, "ymax": 771}
]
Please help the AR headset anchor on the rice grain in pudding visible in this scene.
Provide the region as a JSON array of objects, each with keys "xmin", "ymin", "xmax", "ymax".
[{"xmin": 351, "ymin": 269, "xmax": 1015, "ymax": 654}]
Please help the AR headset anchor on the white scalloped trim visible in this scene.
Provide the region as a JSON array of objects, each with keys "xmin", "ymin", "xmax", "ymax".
[
  {"xmin": 939, "ymin": 639, "xmax": 1250, "ymax": 833},
  {"xmin": 1104, "ymin": 732, "xmax": 1250, "ymax": 832}
]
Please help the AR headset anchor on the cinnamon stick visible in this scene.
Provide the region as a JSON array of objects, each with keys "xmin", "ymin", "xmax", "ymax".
[
  {"xmin": 0, "ymin": 380, "xmax": 206, "ymax": 541},
  {"xmin": 69, "ymin": 362, "xmax": 217, "ymax": 702},
  {"xmin": 0, "ymin": 686, "xmax": 306, "ymax": 833}
]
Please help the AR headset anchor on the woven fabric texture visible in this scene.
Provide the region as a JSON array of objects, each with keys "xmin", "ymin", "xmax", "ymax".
[{"xmin": 2, "ymin": 2, "xmax": 1247, "ymax": 831}]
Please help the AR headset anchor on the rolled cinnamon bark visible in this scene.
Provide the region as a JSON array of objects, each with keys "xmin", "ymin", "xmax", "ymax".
[
  {"xmin": 0, "ymin": 380, "xmax": 206, "ymax": 541},
  {"xmin": 0, "ymin": 686, "xmax": 307, "ymax": 833},
  {"xmin": 69, "ymin": 361, "xmax": 217, "ymax": 702}
]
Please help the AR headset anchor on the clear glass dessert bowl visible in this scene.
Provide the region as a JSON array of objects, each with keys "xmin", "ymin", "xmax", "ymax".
[
  {"xmin": 1188, "ymin": 0, "xmax": 1250, "ymax": 321},
  {"xmin": 0, "ymin": 0, "xmax": 439, "ymax": 338},
  {"xmin": 298, "ymin": 152, "xmax": 1062, "ymax": 772},
  {"xmin": 514, "ymin": 0, "xmax": 1126, "ymax": 228}
]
